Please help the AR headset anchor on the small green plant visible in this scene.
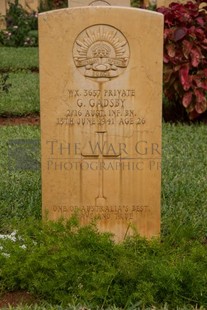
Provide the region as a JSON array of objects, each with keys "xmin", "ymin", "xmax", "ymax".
[
  {"xmin": 0, "ymin": 218, "xmax": 206, "ymax": 308},
  {"xmin": 0, "ymin": 73, "xmax": 12, "ymax": 94},
  {"xmin": 131, "ymin": 0, "xmax": 143, "ymax": 7},
  {"xmin": 0, "ymin": 0, "xmax": 38, "ymax": 47},
  {"xmin": 157, "ymin": 0, "xmax": 207, "ymax": 121}
]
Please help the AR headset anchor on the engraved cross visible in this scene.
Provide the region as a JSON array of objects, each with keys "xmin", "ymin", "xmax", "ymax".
[{"xmin": 81, "ymin": 131, "xmax": 121, "ymax": 207}]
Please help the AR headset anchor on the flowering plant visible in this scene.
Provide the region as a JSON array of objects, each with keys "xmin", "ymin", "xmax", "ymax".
[
  {"xmin": 157, "ymin": 0, "xmax": 207, "ymax": 120},
  {"xmin": 0, "ymin": 0, "xmax": 38, "ymax": 47}
]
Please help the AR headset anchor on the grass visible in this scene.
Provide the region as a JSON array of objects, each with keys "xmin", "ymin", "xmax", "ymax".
[
  {"xmin": 0, "ymin": 47, "xmax": 39, "ymax": 115},
  {"xmin": 0, "ymin": 124, "xmax": 206, "ymax": 309},
  {"xmin": 0, "ymin": 47, "xmax": 38, "ymax": 71},
  {"xmin": 0, "ymin": 126, "xmax": 41, "ymax": 231},
  {"xmin": 0, "ymin": 72, "xmax": 39, "ymax": 115},
  {"xmin": 161, "ymin": 123, "xmax": 207, "ymax": 241}
]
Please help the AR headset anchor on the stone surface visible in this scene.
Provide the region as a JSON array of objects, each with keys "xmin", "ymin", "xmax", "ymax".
[
  {"xmin": 0, "ymin": 0, "xmax": 6, "ymax": 15},
  {"xmin": 6, "ymin": 0, "xmax": 39, "ymax": 12},
  {"xmin": 39, "ymin": 7, "xmax": 163, "ymax": 241},
  {"xmin": 0, "ymin": 0, "xmax": 38, "ymax": 30},
  {"xmin": 69, "ymin": 0, "xmax": 130, "ymax": 7},
  {"xmin": 0, "ymin": 0, "xmax": 6, "ymax": 30}
]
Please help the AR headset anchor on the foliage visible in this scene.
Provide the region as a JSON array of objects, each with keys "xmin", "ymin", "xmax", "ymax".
[
  {"xmin": 157, "ymin": 0, "xmax": 207, "ymax": 120},
  {"xmin": 131, "ymin": 0, "xmax": 156, "ymax": 10},
  {"xmin": 2, "ymin": 305, "xmax": 207, "ymax": 310},
  {"xmin": 0, "ymin": 73, "xmax": 12, "ymax": 94},
  {"xmin": 38, "ymin": 0, "xmax": 68, "ymax": 12},
  {"xmin": 0, "ymin": 218, "xmax": 206, "ymax": 309},
  {"xmin": 131, "ymin": 0, "xmax": 143, "ymax": 7},
  {"xmin": 0, "ymin": 0, "xmax": 38, "ymax": 47}
]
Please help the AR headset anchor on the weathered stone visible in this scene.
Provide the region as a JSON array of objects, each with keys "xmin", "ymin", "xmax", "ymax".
[
  {"xmin": 0, "ymin": 1, "xmax": 6, "ymax": 30},
  {"xmin": 6, "ymin": 0, "xmax": 39, "ymax": 12},
  {"xmin": 69, "ymin": 0, "xmax": 130, "ymax": 7},
  {"xmin": 39, "ymin": 7, "xmax": 163, "ymax": 241}
]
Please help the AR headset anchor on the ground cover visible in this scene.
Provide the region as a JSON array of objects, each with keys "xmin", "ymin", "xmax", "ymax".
[
  {"xmin": 0, "ymin": 47, "xmax": 39, "ymax": 116},
  {"xmin": 0, "ymin": 72, "xmax": 39, "ymax": 115},
  {"xmin": 0, "ymin": 48, "xmax": 38, "ymax": 72},
  {"xmin": 0, "ymin": 124, "xmax": 206, "ymax": 309}
]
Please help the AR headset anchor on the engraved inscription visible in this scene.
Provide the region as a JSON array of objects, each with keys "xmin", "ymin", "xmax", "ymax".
[
  {"xmin": 73, "ymin": 25, "xmax": 130, "ymax": 82},
  {"xmin": 52, "ymin": 205, "xmax": 150, "ymax": 220},
  {"xmin": 60, "ymin": 88, "xmax": 143, "ymax": 126}
]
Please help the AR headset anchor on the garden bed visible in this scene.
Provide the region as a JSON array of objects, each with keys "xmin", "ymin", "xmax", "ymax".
[{"xmin": 0, "ymin": 114, "xmax": 40, "ymax": 126}]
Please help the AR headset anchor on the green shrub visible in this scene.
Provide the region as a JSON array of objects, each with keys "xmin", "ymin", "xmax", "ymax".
[
  {"xmin": 0, "ymin": 219, "xmax": 206, "ymax": 309},
  {"xmin": 0, "ymin": 0, "xmax": 38, "ymax": 47},
  {"xmin": 158, "ymin": 0, "xmax": 207, "ymax": 121}
]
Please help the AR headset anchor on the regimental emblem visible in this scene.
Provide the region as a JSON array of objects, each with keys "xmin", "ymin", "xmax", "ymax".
[{"xmin": 73, "ymin": 25, "xmax": 130, "ymax": 82}]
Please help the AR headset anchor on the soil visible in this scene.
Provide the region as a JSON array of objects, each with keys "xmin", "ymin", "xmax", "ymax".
[
  {"xmin": 0, "ymin": 114, "xmax": 40, "ymax": 126},
  {"xmin": 0, "ymin": 291, "xmax": 39, "ymax": 308}
]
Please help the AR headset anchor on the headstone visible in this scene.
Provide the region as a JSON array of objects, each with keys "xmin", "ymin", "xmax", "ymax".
[
  {"xmin": 69, "ymin": 0, "xmax": 130, "ymax": 7},
  {"xmin": 39, "ymin": 7, "xmax": 163, "ymax": 241},
  {"xmin": 0, "ymin": 0, "xmax": 6, "ymax": 30},
  {"xmin": 6, "ymin": 0, "xmax": 39, "ymax": 12}
]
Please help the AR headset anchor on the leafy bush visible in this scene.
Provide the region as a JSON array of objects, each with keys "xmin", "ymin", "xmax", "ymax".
[
  {"xmin": 158, "ymin": 0, "xmax": 207, "ymax": 120},
  {"xmin": 0, "ymin": 218, "xmax": 206, "ymax": 309},
  {"xmin": 0, "ymin": 0, "xmax": 38, "ymax": 47}
]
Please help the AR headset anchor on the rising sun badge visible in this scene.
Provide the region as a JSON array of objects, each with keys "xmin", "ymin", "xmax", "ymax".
[{"xmin": 73, "ymin": 25, "xmax": 130, "ymax": 82}]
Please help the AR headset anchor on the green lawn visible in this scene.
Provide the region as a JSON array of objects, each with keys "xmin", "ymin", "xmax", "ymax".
[
  {"xmin": 0, "ymin": 47, "xmax": 38, "ymax": 70},
  {"xmin": 0, "ymin": 47, "xmax": 39, "ymax": 115},
  {"xmin": 0, "ymin": 126, "xmax": 41, "ymax": 230},
  {"xmin": 0, "ymin": 72, "xmax": 39, "ymax": 115},
  {"xmin": 0, "ymin": 124, "xmax": 206, "ymax": 309},
  {"xmin": 162, "ymin": 124, "xmax": 207, "ymax": 241}
]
